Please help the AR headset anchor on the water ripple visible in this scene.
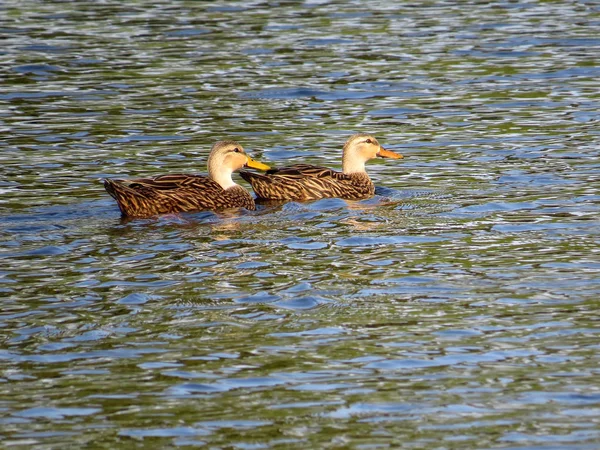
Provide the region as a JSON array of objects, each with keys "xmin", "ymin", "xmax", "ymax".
[{"xmin": 1, "ymin": 0, "xmax": 599, "ymax": 448}]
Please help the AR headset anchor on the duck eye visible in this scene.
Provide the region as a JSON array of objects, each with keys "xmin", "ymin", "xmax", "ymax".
[
  {"xmin": 233, "ymin": 147, "xmax": 241, "ymax": 153},
  {"xmin": 365, "ymin": 139, "xmax": 373, "ymax": 144}
]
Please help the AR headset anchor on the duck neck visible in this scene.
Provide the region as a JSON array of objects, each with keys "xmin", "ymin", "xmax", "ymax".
[
  {"xmin": 342, "ymin": 154, "xmax": 367, "ymax": 175},
  {"xmin": 210, "ymin": 167, "xmax": 237, "ymax": 190}
]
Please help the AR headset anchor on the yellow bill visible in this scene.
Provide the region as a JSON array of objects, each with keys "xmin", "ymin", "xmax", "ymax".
[
  {"xmin": 377, "ymin": 147, "xmax": 403, "ymax": 159},
  {"xmin": 245, "ymin": 155, "xmax": 271, "ymax": 171}
]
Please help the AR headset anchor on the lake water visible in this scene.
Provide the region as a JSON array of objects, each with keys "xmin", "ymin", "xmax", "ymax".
[{"xmin": 1, "ymin": 1, "xmax": 600, "ymax": 448}]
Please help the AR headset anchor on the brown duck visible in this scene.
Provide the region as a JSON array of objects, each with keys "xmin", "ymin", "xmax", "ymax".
[
  {"xmin": 104, "ymin": 141, "xmax": 270, "ymax": 218},
  {"xmin": 239, "ymin": 133, "xmax": 402, "ymax": 201}
]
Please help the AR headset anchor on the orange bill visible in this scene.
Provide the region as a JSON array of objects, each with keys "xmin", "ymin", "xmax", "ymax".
[
  {"xmin": 245, "ymin": 155, "xmax": 271, "ymax": 171},
  {"xmin": 377, "ymin": 147, "xmax": 403, "ymax": 159}
]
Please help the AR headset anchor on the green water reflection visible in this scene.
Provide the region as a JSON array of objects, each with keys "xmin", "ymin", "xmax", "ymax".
[{"xmin": 1, "ymin": 0, "xmax": 600, "ymax": 448}]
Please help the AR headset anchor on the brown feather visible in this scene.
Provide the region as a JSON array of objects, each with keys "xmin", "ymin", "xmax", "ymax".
[
  {"xmin": 104, "ymin": 173, "xmax": 255, "ymax": 218},
  {"xmin": 239, "ymin": 134, "xmax": 400, "ymax": 202},
  {"xmin": 103, "ymin": 140, "xmax": 269, "ymax": 218},
  {"xmin": 240, "ymin": 165, "xmax": 374, "ymax": 201}
]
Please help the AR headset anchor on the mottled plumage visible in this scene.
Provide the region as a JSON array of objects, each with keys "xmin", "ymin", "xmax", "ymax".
[
  {"xmin": 241, "ymin": 164, "xmax": 375, "ymax": 201},
  {"xmin": 240, "ymin": 134, "xmax": 402, "ymax": 201},
  {"xmin": 104, "ymin": 174, "xmax": 255, "ymax": 216},
  {"xmin": 104, "ymin": 141, "xmax": 270, "ymax": 218}
]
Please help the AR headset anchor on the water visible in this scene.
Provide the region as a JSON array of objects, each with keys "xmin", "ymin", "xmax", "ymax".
[{"xmin": 1, "ymin": 1, "xmax": 600, "ymax": 448}]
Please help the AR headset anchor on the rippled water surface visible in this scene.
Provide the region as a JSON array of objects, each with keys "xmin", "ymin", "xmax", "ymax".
[{"xmin": 2, "ymin": 1, "xmax": 600, "ymax": 448}]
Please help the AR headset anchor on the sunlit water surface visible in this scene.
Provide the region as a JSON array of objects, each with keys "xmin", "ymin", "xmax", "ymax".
[{"xmin": 1, "ymin": 1, "xmax": 599, "ymax": 448}]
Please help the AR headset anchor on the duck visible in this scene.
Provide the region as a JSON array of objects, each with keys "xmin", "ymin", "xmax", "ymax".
[
  {"xmin": 104, "ymin": 140, "xmax": 270, "ymax": 218},
  {"xmin": 239, "ymin": 133, "xmax": 402, "ymax": 201}
]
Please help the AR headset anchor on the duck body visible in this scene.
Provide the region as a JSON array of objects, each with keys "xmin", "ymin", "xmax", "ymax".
[
  {"xmin": 104, "ymin": 174, "xmax": 256, "ymax": 217},
  {"xmin": 239, "ymin": 133, "xmax": 402, "ymax": 202},
  {"xmin": 104, "ymin": 140, "xmax": 270, "ymax": 218},
  {"xmin": 240, "ymin": 164, "xmax": 374, "ymax": 201}
]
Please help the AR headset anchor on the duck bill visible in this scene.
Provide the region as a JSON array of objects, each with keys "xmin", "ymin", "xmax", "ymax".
[
  {"xmin": 377, "ymin": 147, "xmax": 403, "ymax": 159},
  {"xmin": 245, "ymin": 156, "xmax": 271, "ymax": 171}
]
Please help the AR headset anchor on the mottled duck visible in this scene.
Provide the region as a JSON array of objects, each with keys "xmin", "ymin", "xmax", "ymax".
[
  {"xmin": 239, "ymin": 133, "xmax": 402, "ymax": 201},
  {"xmin": 104, "ymin": 140, "xmax": 270, "ymax": 218}
]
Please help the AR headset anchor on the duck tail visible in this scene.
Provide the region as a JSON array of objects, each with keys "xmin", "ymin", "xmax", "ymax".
[
  {"xmin": 103, "ymin": 178, "xmax": 122, "ymax": 200},
  {"xmin": 239, "ymin": 170, "xmax": 263, "ymax": 184},
  {"xmin": 239, "ymin": 170, "xmax": 282, "ymax": 200},
  {"xmin": 103, "ymin": 178, "xmax": 146, "ymax": 217}
]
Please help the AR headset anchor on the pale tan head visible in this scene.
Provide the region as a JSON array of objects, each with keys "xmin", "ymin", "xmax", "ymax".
[
  {"xmin": 341, "ymin": 133, "xmax": 402, "ymax": 174},
  {"xmin": 208, "ymin": 141, "xmax": 270, "ymax": 189}
]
